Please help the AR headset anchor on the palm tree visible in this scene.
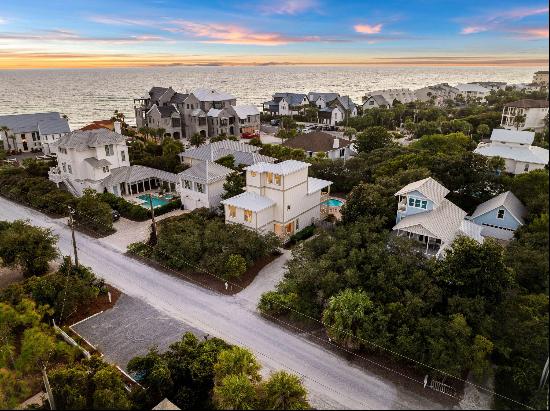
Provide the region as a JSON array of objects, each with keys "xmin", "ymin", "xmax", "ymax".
[
  {"xmin": 0, "ymin": 125, "xmax": 15, "ymax": 151},
  {"xmin": 513, "ymin": 113, "xmax": 526, "ymax": 130},
  {"xmin": 0, "ymin": 125, "xmax": 9, "ymax": 148}
]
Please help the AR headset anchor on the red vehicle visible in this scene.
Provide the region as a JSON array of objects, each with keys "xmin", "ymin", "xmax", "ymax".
[{"xmin": 241, "ymin": 130, "xmax": 260, "ymax": 139}]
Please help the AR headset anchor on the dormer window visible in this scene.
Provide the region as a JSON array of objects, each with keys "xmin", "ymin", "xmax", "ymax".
[
  {"xmin": 497, "ymin": 209, "xmax": 505, "ymax": 219},
  {"xmin": 105, "ymin": 144, "xmax": 114, "ymax": 156}
]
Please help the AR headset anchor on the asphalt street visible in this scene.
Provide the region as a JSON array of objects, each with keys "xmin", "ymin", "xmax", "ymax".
[{"xmin": 0, "ymin": 196, "xmax": 448, "ymax": 410}]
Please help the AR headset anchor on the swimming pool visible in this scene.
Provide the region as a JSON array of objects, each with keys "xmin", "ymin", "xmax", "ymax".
[
  {"xmin": 138, "ymin": 194, "xmax": 170, "ymax": 208},
  {"xmin": 323, "ymin": 198, "xmax": 344, "ymax": 207}
]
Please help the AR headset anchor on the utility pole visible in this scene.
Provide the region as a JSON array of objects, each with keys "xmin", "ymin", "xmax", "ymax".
[
  {"xmin": 67, "ymin": 206, "xmax": 79, "ymax": 268},
  {"xmin": 148, "ymin": 194, "xmax": 158, "ymax": 245}
]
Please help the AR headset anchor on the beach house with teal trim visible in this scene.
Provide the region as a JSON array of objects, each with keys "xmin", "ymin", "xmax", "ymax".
[{"xmin": 470, "ymin": 191, "xmax": 527, "ymax": 240}]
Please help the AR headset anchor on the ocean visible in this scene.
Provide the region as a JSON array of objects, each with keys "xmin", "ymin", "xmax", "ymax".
[{"xmin": 0, "ymin": 65, "xmax": 542, "ymax": 129}]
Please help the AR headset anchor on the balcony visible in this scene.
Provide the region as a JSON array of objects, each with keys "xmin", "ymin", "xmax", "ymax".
[
  {"xmin": 48, "ymin": 166, "xmax": 63, "ymax": 184},
  {"xmin": 398, "ymin": 200, "xmax": 407, "ymax": 212}
]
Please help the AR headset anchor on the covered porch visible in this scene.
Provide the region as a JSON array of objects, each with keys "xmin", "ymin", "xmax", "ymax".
[{"xmin": 395, "ymin": 228, "xmax": 442, "ymax": 257}]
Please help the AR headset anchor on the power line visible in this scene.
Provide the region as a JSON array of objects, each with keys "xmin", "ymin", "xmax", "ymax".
[{"xmin": 69, "ymin": 205, "xmax": 536, "ymax": 410}]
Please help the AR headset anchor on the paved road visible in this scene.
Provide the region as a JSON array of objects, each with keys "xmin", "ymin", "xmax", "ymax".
[{"xmin": 0, "ymin": 197, "xmax": 448, "ymax": 410}]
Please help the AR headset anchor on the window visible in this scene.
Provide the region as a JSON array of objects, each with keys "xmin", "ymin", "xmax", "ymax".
[
  {"xmin": 244, "ymin": 209, "xmax": 252, "ymax": 222},
  {"xmin": 67, "ymin": 165, "xmax": 72, "ymax": 174},
  {"xmin": 414, "ymin": 199, "xmax": 421, "ymax": 208},
  {"xmin": 195, "ymin": 182, "xmax": 205, "ymax": 193},
  {"xmin": 497, "ymin": 209, "xmax": 505, "ymax": 219},
  {"xmin": 121, "ymin": 151, "xmax": 126, "ymax": 162},
  {"xmin": 250, "ymin": 171, "xmax": 257, "ymax": 177},
  {"xmin": 105, "ymin": 144, "xmax": 114, "ymax": 156},
  {"xmin": 62, "ymin": 163, "xmax": 66, "ymax": 172},
  {"xmin": 274, "ymin": 174, "xmax": 281, "ymax": 185},
  {"xmin": 340, "ymin": 148, "xmax": 346, "ymax": 157},
  {"xmin": 408, "ymin": 197, "xmax": 415, "ymax": 206},
  {"xmin": 229, "ymin": 206, "xmax": 236, "ymax": 218},
  {"xmin": 296, "ymin": 218, "xmax": 300, "ymax": 230},
  {"xmin": 102, "ymin": 166, "xmax": 110, "ymax": 173},
  {"xmin": 266, "ymin": 172, "xmax": 273, "ymax": 184},
  {"xmin": 421, "ymin": 200, "xmax": 427, "ymax": 209},
  {"xmin": 184, "ymin": 180, "xmax": 192, "ymax": 190},
  {"xmin": 524, "ymin": 163, "xmax": 529, "ymax": 172}
]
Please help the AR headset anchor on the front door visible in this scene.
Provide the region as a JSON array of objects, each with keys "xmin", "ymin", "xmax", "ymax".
[{"xmin": 22, "ymin": 140, "xmax": 28, "ymax": 151}]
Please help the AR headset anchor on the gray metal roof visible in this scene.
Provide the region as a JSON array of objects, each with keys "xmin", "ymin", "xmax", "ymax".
[
  {"xmin": 273, "ymin": 93, "xmax": 308, "ymax": 106},
  {"xmin": 368, "ymin": 95, "xmax": 390, "ymax": 106},
  {"xmin": 395, "ymin": 177, "xmax": 450, "ymax": 204},
  {"xmin": 393, "ymin": 198, "xmax": 467, "ymax": 242},
  {"xmin": 0, "ymin": 112, "xmax": 70, "ymax": 135},
  {"xmin": 84, "ymin": 157, "xmax": 111, "ymax": 168},
  {"xmin": 102, "ymin": 165, "xmax": 178, "ymax": 187},
  {"xmin": 56, "ymin": 129, "xmax": 126, "ymax": 150},
  {"xmin": 471, "ymin": 191, "xmax": 527, "ymax": 224},
  {"xmin": 490, "ymin": 129, "xmax": 535, "ymax": 145},
  {"xmin": 192, "ymin": 89, "xmax": 236, "ymax": 102},
  {"xmin": 308, "ymin": 92, "xmax": 340, "ymax": 103},
  {"xmin": 179, "ymin": 141, "xmax": 275, "ymax": 166},
  {"xmin": 177, "ymin": 161, "xmax": 234, "ymax": 183}
]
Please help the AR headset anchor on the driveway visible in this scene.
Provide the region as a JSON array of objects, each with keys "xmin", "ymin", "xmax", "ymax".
[
  {"xmin": 0, "ymin": 196, "xmax": 449, "ymax": 410},
  {"xmin": 236, "ymin": 249, "xmax": 291, "ymax": 310}
]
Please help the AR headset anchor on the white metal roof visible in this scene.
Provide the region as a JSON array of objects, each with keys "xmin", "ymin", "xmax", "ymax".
[
  {"xmin": 307, "ymin": 177, "xmax": 332, "ymax": 194},
  {"xmin": 459, "ymin": 220, "xmax": 485, "ymax": 243},
  {"xmin": 246, "ymin": 160, "xmax": 310, "ymax": 176},
  {"xmin": 84, "ymin": 157, "xmax": 111, "ymax": 168},
  {"xmin": 179, "ymin": 140, "xmax": 275, "ymax": 166},
  {"xmin": 56, "ymin": 129, "xmax": 126, "ymax": 150},
  {"xmin": 474, "ymin": 143, "xmax": 549, "ymax": 165},
  {"xmin": 177, "ymin": 161, "xmax": 234, "ymax": 184},
  {"xmin": 232, "ymin": 105, "xmax": 260, "ymax": 119},
  {"xmin": 490, "ymin": 129, "xmax": 535, "ymax": 145},
  {"xmin": 394, "ymin": 177, "xmax": 449, "ymax": 204},
  {"xmin": 192, "ymin": 89, "xmax": 236, "ymax": 102},
  {"xmin": 102, "ymin": 165, "xmax": 178, "ymax": 186},
  {"xmin": 221, "ymin": 191, "xmax": 275, "ymax": 212},
  {"xmin": 0, "ymin": 112, "xmax": 70, "ymax": 135},
  {"xmin": 470, "ymin": 191, "xmax": 527, "ymax": 225},
  {"xmin": 393, "ymin": 199, "xmax": 467, "ymax": 243},
  {"xmin": 207, "ymin": 108, "xmax": 222, "ymax": 117}
]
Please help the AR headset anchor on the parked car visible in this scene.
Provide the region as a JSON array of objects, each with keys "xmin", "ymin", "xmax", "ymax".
[
  {"xmin": 111, "ymin": 209, "xmax": 121, "ymax": 221},
  {"xmin": 270, "ymin": 119, "xmax": 280, "ymax": 126},
  {"xmin": 241, "ymin": 131, "xmax": 260, "ymax": 139}
]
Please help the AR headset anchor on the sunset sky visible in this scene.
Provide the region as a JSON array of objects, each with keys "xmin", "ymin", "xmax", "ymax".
[{"xmin": 0, "ymin": 0, "xmax": 548, "ymax": 69}]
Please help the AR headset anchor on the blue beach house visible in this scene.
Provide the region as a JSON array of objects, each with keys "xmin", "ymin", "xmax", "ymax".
[{"xmin": 470, "ymin": 191, "xmax": 527, "ymax": 240}]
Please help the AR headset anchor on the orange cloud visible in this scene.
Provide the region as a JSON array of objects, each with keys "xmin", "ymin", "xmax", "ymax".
[
  {"xmin": 461, "ymin": 26, "xmax": 489, "ymax": 34},
  {"xmin": 460, "ymin": 6, "xmax": 549, "ymax": 36},
  {"xmin": 513, "ymin": 27, "xmax": 549, "ymax": 39},
  {"xmin": 354, "ymin": 24, "xmax": 383, "ymax": 34}
]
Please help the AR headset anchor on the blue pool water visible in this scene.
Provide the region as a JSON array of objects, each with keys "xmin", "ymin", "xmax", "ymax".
[
  {"xmin": 138, "ymin": 194, "xmax": 170, "ymax": 208},
  {"xmin": 324, "ymin": 199, "xmax": 344, "ymax": 207}
]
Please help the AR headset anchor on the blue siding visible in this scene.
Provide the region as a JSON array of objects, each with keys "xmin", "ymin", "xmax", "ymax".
[{"xmin": 472, "ymin": 207, "xmax": 522, "ymax": 231}]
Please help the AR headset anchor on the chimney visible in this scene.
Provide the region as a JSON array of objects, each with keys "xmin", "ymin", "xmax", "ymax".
[
  {"xmin": 333, "ymin": 138, "xmax": 340, "ymax": 149},
  {"xmin": 114, "ymin": 121, "xmax": 122, "ymax": 135}
]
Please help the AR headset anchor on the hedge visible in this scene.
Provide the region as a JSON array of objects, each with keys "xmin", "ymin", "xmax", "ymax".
[{"xmin": 97, "ymin": 192, "xmax": 182, "ymax": 221}]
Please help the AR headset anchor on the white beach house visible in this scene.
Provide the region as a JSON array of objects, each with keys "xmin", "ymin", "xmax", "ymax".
[
  {"xmin": 221, "ymin": 160, "xmax": 332, "ymax": 239},
  {"xmin": 500, "ymin": 99, "xmax": 549, "ymax": 132}
]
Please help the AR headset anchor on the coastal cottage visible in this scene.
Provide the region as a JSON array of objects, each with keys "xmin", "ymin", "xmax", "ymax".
[
  {"xmin": 0, "ymin": 112, "xmax": 70, "ymax": 154},
  {"xmin": 282, "ymin": 131, "xmax": 353, "ymax": 160},
  {"xmin": 455, "ymin": 83, "xmax": 491, "ymax": 101},
  {"xmin": 308, "ymin": 92, "xmax": 340, "ymax": 109},
  {"xmin": 263, "ymin": 93, "xmax": 309, "ymax": 116},
  {"xmin": 474, "ymin": 129, "xmax": 548, "ymax": 174},
  {"xmin": 414, "ymin": 83, "xmax": 459, "ymax": 106},
  {"xmin": 362, "ymin": 95, "xmax": 391, "ymax": 110},
  {"xmin": 393, "ymin": 177, "xmax": 483, "ymax": 258},
  {"xmin": 470, "ymin": 191, "xmax": 527, "ymax": 240},
  {"xmin": 221, "ymin": 160, "xmax": 332, "ymax": 239},
  {"xmin": 500, "ymin": 99, "xmax": 549, "ymax": 132},
  {"xmin": 318, "ymin": 106, "xmax": 345, "ymax": 126},
  {"xmin": 363, "ymin": 88, "xmax": 416, "ymax": 107}
]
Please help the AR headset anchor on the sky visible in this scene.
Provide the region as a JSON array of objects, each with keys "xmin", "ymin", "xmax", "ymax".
[{"xmin": 0, "ymin": 0, "xmax": 548, "ymax": 69}]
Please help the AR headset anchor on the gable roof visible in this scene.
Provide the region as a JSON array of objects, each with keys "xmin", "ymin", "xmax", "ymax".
[
  {"xmin": 245, "ymin": 159, "xmax": 309, "ymax": 176},
  {"xmin": 192, "ymin": 89, "xmax": 236, "ymax": 102},
  {"xmin": 157, "ymin": 105, "xmax": 179, "ymax": 118},
  {"xmin": 56, "ymin": 129, "xmax": 126, "ymax": 150},
  {"xmin": 308, "ymin": 92, "xmax": 340, "ymax": 103},
  {"xmin": 179, "ymin": 140, "xmax": 275, "ymax": 166},
  {"xmin": 178, "ymin": 161, "xmax": 234, "ymax": 184},
  {"xmin": 232, "ymin": 105, "xmax": 260, "ymax": 118},
  {"xmin": 474, "ymin": 143, "xmax": 549, "ymax": 165},
  {"xmin": 395, "ymin": 177, "xmax": 450, "ymax": 204},
  {"xmin": 102, "ymin": 165, "xmax": 178, "ymax": 187},
  {"xmin": 0, "ymin": 112, "xmax": 70, "ymax": 135},
  {"xmin": 471, "ymin": 191, "xmax": 527, "ymax": 225},
  {"xmin": 393, "ymin": 199, "xmax": 467, "ymax": 242},
  {"xmin": 84, "ymin": 157, "xmax": 111, "ymax": 168},
  {"xmin": 273, "ymin": 93, "xmax": 308, "ymax": 106},
  {"xmin": 170, "ymin": 92, "xmax": 189, "ymax": 104},
  {"xmin": 490, "ymin": 129, "xmax": 535, "ymax": 145},
  {"xmin": 221, "ymin": 191, "xmax": 275, "ymax": 212},
  {"xmin": 149, "ymin": 87, "xmax": 169, "ymax": 102},
  {"xmin": 283, "ymin": 131, "xmax": 351, "ymax": 152},
  {"xmin": 366, "ymin": 95, "xmax": 390, "ymax": 106},
  {"xmin": 80, "ymin": 120, "xmax": 114, "ymax": 131},
  {"xmin": 504, "ymin": 99, "xmax": 549, "ymax": 109},
  {"xmin": 335, "ymin": 95, "xmax": 356, "ymax": 110}
]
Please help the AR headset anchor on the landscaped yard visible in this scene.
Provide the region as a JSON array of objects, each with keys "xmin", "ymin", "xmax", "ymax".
[{"xmin": 127, "ymin": 209, "xmax": 281, "ymax": 294}]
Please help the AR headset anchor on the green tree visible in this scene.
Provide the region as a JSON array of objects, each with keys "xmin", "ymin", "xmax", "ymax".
[
  {"xmin": 356, "ymin": 126, "xmax": 392, "ymax": 153},
  {"xmin": 513, "ymin": 113, "xmax": 526, "ymax": 130},
  {"xmin": 92, "ymin": 366, "xmax": 132, "ymax": 409},
  {"xmin": 162, "ymin": 137, "xmax": 184, "ymax": 157},
  {"xmin": 224, "ymin": 254, "xmax": 247, "ymax": 281},
  {"xmin": 340, "ymin": 183, "xmax": 393, "ymax": 226},
  {"xmin": 469, "ymin": 335, "xmax": 493, "ymax": 382},
  {"xmin": 476, "ymin": 123, "xmax": 491, "ymax": 140},
  {"xmin": 75, "ymin": 189, "xmax": 113, "ymax": 234},
  {"xmin": 214, "ymin": 347, "xmax": 261, "ymax": 384},
  {"xmin": 213, "ymin": 373, "xmax": 257, "ymax": 410},
  {"xmin": 0, "ymin": 220, "xmax": 58, "ymax": 277},
  {"xmin": 221, "ymin": 172, "xmax": 246, "ymax": 200},
  {"xmin": 190, "ymin": 133, "xmax": 206, "ymax": 147},
  {"xmin": 215, "ymin": 154, "xmax": 236, "ymax": 170},
  {"xmin": 259, "ymin": 371, "xmax": 310, "ymax": 410}
]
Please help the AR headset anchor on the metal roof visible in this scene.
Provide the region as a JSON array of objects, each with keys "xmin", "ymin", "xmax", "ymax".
[
  {"xmin": 273, "ymin": 93, "xmax": 308, "ymax": 106},
  {"xmin": 192, "ymin": 89, "xmax": 236, "ymax": 102},
  {"xmin": 177, "ymin": 161, "xmax": 234, "ymax": 184},
  {"xmin": 102, "ymin": 165, "xmax": 178, "ymax": 187},
  {"xmin": 307, "ymin": 177, "xmax": 332, "ymax": 194},
  {"xmin": 179, "ymin": 141, "xmax": 275, "ymax": 166},
  {"xmin": 471, "ymin": 191, "xmax": 527, "ymax": 224},
  {"xmin": 490, "ymin": 129, "xmax": 535, "ymax": 145},
  {"xmin": 393, "ymin": 199, "xmax": 467, "ymax": 243},
  {"xmin": 394, "ymin": 177, "xmax": 450, "ymax": 204},
  {"xmin": 221, "ymin": 191, "xmax": 275, "ymax": 212},
  {"xmin": 308, "ymin": 92, "xmax": 340, "ymax": 103},
  {"xmin": 56, "ymin": 129, "xmax": 126, "ymax": 150},
  {"xmin": 232, "ymin": 105, "xmax": 260, "ymax": 118},
  {"xmin": 245, "ymin": 160, "xmax": 310, "ymax": 176},
  {"xmin": 84, "ymin": 157, "xmax": 111, "ymax": 168},
  {"xmin": 474, "ymin": 143, "xmax": 549, "ymax": 164},
  {"xmin": 0, "ymin": 112, "xmax": 70, "ymax": 135}
]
